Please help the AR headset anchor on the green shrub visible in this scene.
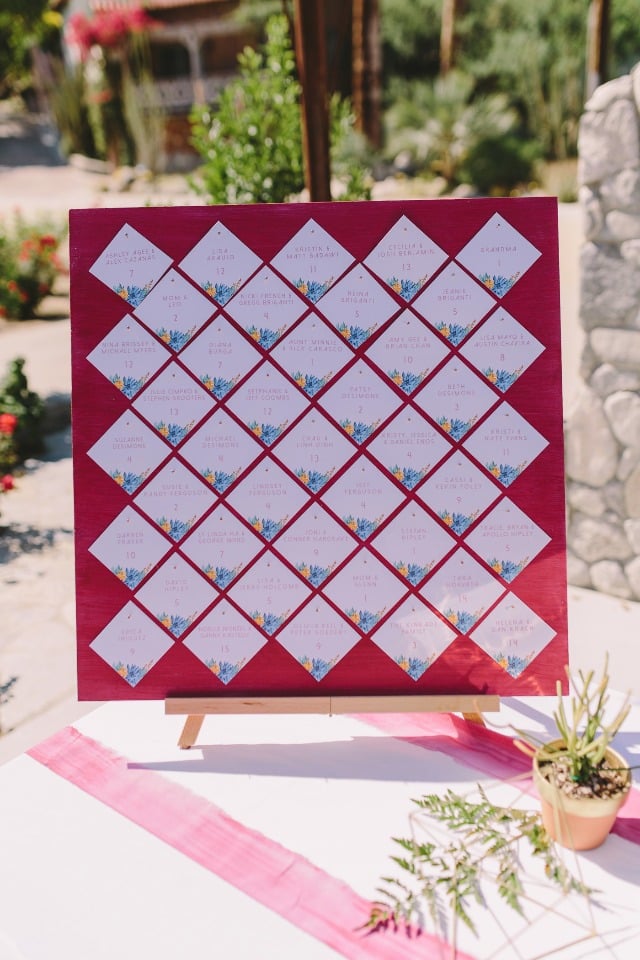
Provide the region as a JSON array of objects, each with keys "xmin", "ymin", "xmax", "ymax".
[
  {"xmin": 461, "ymin": 133, "xmax": 541, "ymax": 195},
  {"xmin": 0, "ymin": 213, "xmax": 66, "ymax": 321},
  {"xmin": 0, "ymin": 358, "xmax": 45, "ymax": 473}
]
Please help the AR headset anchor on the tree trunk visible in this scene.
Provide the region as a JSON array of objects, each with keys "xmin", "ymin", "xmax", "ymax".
[
  {"xmin": 585, "ymin": 0, "xmax": 611, "ymax": 100},
  {"xmin": 352, "ymin": 0, "xmax": 382, "ymax": 148},
  {"xmin": 440, "ymin": 0, "xmax": 459, "ymax": 75},
  {"xmin": 293, "ymin": 0, "xmax": 331, "ymax": 201}
]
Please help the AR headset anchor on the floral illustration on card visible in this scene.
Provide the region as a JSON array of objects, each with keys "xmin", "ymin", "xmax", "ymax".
[
  {"xmin": 387, "ymin": 276, "xmax": 428, "ymax": 301},
  {"xmin": 295, "ymin": 561, "xmax": 336, "ymax": 587},
  {"xmin": 201, "ymin": 564, "xmax": 242, "ymax": 589},
  {"xmin": 113, "ymin": 660, "xmax": 152, "ymax": 686},
  {"xmin": 248, "ymin": 420, "xmax": 288, "ymax": 445},
  {"xmin": 298, "ymin": 654, "xmax": 338, "ymax": 681},
  {"xmin": 390, "ymin": 464, "xmax": 428, "ymax": 490},
  {"xmin": 294, "ymin": 277, "xmax": 333, "ymax": 303},
  {"xmin": 345, "ymin": 607, "xmax": 385, "ymax": 632},
  {"xmin": 483, "ymin": 366, "xmax": 524, "ymax": 392},
  {"xmin": 486, "ymin": 460, "xmax": 527, "ymax": 486},
  {"xmin": 295, "ymin": 466, "xmax": 335, "ymax": 493},
  {"xmin": 388, "ymin": 368, "xmax": 428, "ymax": 394},
  {"xmin": 490, "ymin": 650, "xmax": 534, "ymax": 678},
  {"xmin": 479, "ymin": 272, "xmax": 521, "ymax": 298},
  {"xmin": 202, "ymin": 279, "xmax": 242, "ymax": 305},
  {"xmin": 156, "ymin": 325, "xmax": 197, "ymax": 352},
  {"xmin": 111, "ymin": 468, "xmax": 150, "ymax": 494},
  {"xmin": 344, "ymin": 514, "xmax": 383, "ymax": 540},
  {"xmin": 340, "ymin": 418, "xmax": 380, "ymax": 443},
  {"xmin": 438, "ymin": 509, "xmax": 479, "ymax": 536},
  {"xmin": 436, "ymin": 414, "xmax": 478, "ymax": 442},
  {"xmin": 395, "ymin": 654, "xmax": 433, "ymax": 680},
  {"xmin": 434, "ymin": 320, "xmax": 475, "ymax": 347},
  {"xmin": 110, "ymin": 373, "xmax": 149, "ymax": 399},
  {"xmin": 113, "ymin": 281, "xmax": 153, "ymax": 307},
  {"xmin": 112, "ymin": 564, "xmax": 153, "ymax": 590},
  {"xmin": 444, "ymin": 608, "xmax": 482, "ymax": 633},
  {"xmin": 247, "ymin": 324, "xmax": 287, "ymax": 350},
  {"xmin": 206, "ymin": 658, "xmax": 246, "ymax": 684},
  {"xmin": 336, "ymin": 322, "xmax": 377, "ymax": 349},
  {"xmin": 200, "ymin": 372, "xmax": 240, "ymax": 399},
  {"xmin": 248, "ymin": 515, "xmax": 288, "ymax": 540},
  {"xmin": 157, "ymin": 610, "xmax": 197, "ymax": 637},
  {"xmin": 292, "ymin": 370, "xmax": 332, "ymax": 397},
  {"xmin": 251, "ymin": 609, "xmax": 290, "ymax": 635},
  {"xmin": 155, "ymin": 419, "xmax": 196, "ymax": 446},
  {"xmin": 394, "ymin": 561, "xmax": 431, "ymax": 586},
  {"xmin": 157, "ymin": 514, "xmax": 197, "ymax": 542},
  {"xmin": 201, "ymin": 466, "xmax": 241, "ymax": 493},
  {"xmin": 488, "ymin": 556, "xmax": 529, "ymax": 583}
]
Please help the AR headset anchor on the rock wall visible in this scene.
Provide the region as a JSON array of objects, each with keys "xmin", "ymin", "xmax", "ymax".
[{"xmin": 566, "ymin": 64, "xmax": 640, "ymax": 598}]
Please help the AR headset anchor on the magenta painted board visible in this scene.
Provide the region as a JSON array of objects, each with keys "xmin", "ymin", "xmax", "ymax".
[{"xmin": 70, "ymin": 197, "xmax": 567, "ymax": 700}]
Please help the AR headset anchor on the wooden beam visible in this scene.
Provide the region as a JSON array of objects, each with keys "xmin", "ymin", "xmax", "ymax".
[{"xmin": 293, "ymin": 0, "xmax": 332, "ymax": 201}]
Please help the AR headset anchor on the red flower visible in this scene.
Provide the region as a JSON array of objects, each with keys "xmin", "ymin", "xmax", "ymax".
[
  {"xmin": 0, "ymin": 413, "xmax": 18, "ymax": 435},
  {"xmin": 1, "ymin": 474, "xmax": 15, "ymax": 492}
]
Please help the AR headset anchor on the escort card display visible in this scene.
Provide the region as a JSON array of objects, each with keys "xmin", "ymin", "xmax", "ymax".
[{"xmin": 70, "ymin": 198, "xmax": 567, "ymax": 700}]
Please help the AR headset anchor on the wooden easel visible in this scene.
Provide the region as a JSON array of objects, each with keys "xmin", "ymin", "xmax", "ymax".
[{"xmin": 165, "ymin": 694, "xmax": 499, "ymax": 748}]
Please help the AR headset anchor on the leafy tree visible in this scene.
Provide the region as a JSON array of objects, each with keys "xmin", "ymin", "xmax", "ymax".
[{"xmin": 0, "ymin": 0, "xmax": 62, "ymax": 98}]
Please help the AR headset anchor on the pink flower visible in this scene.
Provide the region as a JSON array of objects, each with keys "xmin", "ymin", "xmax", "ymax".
[{"xmin": 1, "ymin": 474, "xmax": 14, "ymax": 492}]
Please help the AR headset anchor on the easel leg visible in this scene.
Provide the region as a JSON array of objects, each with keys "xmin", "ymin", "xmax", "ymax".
[
  {"xmin": 178, "ymin": 714, "xmax": 204, "ymax": 749},
  {"xmin": 462, "ymin": 712, "xmax": 486, "ymax": 726}
]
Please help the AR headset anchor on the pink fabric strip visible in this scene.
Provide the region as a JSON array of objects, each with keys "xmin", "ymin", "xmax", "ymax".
[
  {"xmin": 354, "ymin": 712, "xmax": 640, "ymax": 845},
  {"xmin": 29, "ymin": 727, "xmax": 476, "ymax": 960}
]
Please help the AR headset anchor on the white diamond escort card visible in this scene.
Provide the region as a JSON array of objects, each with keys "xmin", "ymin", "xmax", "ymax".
[
  {"xmin": 134, "ymin": 460, "xmax": 216, "ymax": 541},
  {"xmin": 469, "ymin": 593, "xmax": 556, "ymax": 677},
  {"xmin": 459, "ymin": 308, "xmax": 545, "ymax": 392},
  {"xmin": 314, "ymin": 267, "xmax": 399, "ymax": 347},
  {"xmin": 88, "ymin": 506, "xmax": 172, "ymax": 590},
  {"xmin": 178, "ymin": 221, "xmax": 262, "ymax": 305},
  {"xmin": 276, "ymin": 597, "xmax": 360, "ymax": 680},
  {"xmin": 178, "ymin": 314, "xmax": 262, "ymax": 400},
  {"xmin": 455, "ymin": 213, "xmax": 541, "ymax": 298},
  {"xmin": 179, "ymin": 410, "xmax": 262, "ymax": 494},
  {"xmin": 412, "ymin": 261, "xmax": 496, "ymax": 345},
  {"xmin": 367, "ymin": 410, "xmax": 453, "ymax": 490},
  {"xmin": 225, "ymin": 458, "xmax": 309, "ymax": 542},
  {"xmin": 182, "ymin": 600, "xmax": 268, "ymax": 684},
  {"xmin": 364, "ymin": 310, "xmax": 450, "ymax": 394},
  {"xmin": 371, "ymin": 503, "xmax": 456, "ymax": 586},
  {"xmin": 132, "ymin": 362, "xmax": 215, "ymax": 446},
  {"xmin": 322, "ymin": 458, "xmax": 405, "ymax": 541},
  {"xmin": 323, "ymin": 551, "xmax": 408, "ymax": 634},
  {"xmin": 270, "ymin": 218, "xmax": 355, "ymax": 303},
  {"xmin": 272, "ymin": 506, "xmax": 357, "ymax": 587},
  {"xmin": 270, "ymin": 412, "xmax": 355, "ymax": 494},
  {"xmin": 179, "ymin": 505, "xmax": 262, "ymax": 589},
  {"xmin": 89, "ymin": 601, "xmax": 174, "ymax": 687},
  {"xmin": 363, "ymin": 214, "xmax": 448, "ymax": 301},
  {"xmin": 462, "ymin": 402, "xmax": 549, "ymax": 486},
  {"xmin": 464, "ymin": 499, "xmax": 551, "ymax": 583},
  {"xmin": 414, "ymin": 359, "xmax": 499, "ymax": 442},
  {"xmin": 420, "ymin": 548, "xmax": 505, "ymax": 634},
  {"xmin": 371, "ymin": 598, "xmax": 457, "ymax": 680},
  {"xmin": 318, "ymin": 359, "xmax": 403, "ymax": 444},
  {"xmin": 225, "ymin": 362, "xmax": 308, "ymax": 446},
  {"xmin": 224, "ymin": 267, "xmax": 307, "ymax": 348},
  {"xmin": 135, "ymin": 553, "xmax": 215, "ymax": 638},
  {"xmin": 270, "ymin": 314, "xmax": 353, "ymax": 396},
  {"xmin": 86, "ymin": 316, "xmax": 170, "ymax": 399},
  {"xmin": 417, "ymin": 454, "xmax": 501, "ymax": 536},
  {"xmin": 89, "ymin": 222, "xmax": 172, "ymax": 307},
  {"xmin": 87, "ymin": 411, "xmax": 170, "ymax": 494},
  {"xmin": 132, "ymin": 268, "xmax": 215, "ymax": 351},
  {"xmin": 227, "ymin": 553, "xmax": 311, "ymax": 636}
]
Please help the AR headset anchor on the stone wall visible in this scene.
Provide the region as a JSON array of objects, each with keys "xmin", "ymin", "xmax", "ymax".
[{"xmin": 566, "ymin": 63, "xmax": 640, "ymax": 598}]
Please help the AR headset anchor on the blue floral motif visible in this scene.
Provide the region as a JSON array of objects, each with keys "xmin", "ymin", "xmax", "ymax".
[
  {"xmin": 113, "ymin": 282, "xmax": 152, "ymax": 307},
  {"xmin": 437, "ymin": 416, "xmax": 476, "ymax": 441},
  {"xmin": 483, "ymin": 367, "xmax": 523, "ymax": 392},
  {"xmin": 436, "ymin": 322, "xmax": 472, "ymax": 346},
  {"xmin": 201, "ymin": 467, "xmax": 239, "ymax": 493},
  {"xmin": 111, "ymin": 470, "xmax": 147, "ymax": 494},
  {"xmin": 202, "ymin": 564, "xmax": 238, "ymax": 588},
  {"xmin": 296, "ymin": 562, "xmax": 333, "ymax": 587},
  {"xmin": 206, "ymin": 658, "xmax": 243, "ymax": 684},
  {"xmin": 157, "ymin": 516, "xmax": 194, "ymax": 541},
  {"xmin": 110, "ymin": 374, "xmax": 148, "ymax": 398},
  {"xmin": 445, "ymin": 609, "xmax": 478, "ymax": 633},
  {"xmin": 112, "ymin": 565, "xmax": 147, "ymax": 589},
  {"xmin": 336, "ymin": 323, "xmax": 375, "ymax": 348},
  {"xmin": 291, "ymin": 371, "xmax": 330, "ymax": 397},
  {"xmin": 295, "ymin": 467, "xmax": 332, "ymax": 493},
  {"xmin": 387, "ymin": 276, "xmax": 426, "ymax": 301},
  {"xmin": 388, "ymin": 369, "xmax": 424, "ymax": 394},
  {"xmin": 390, "ymin": 464, "xmax": 426, "ymax": 490},
  {"xmin": 158, "ymin": 611, "xmax": 193, "ymax": 637},
  {"xmin": 248, "ymin": 515, "xmax": 286, "ymax": 540},
  {"xmin": 344, "ymin": 514, "xmax": 380, "ymax": 540},
  {"xmin": 202, "ymin": 279, "xmax": 241, "ymax": 305},
  {"xmin": 346, "ymin": 608, "xmax": 382, "ymax": 632},
  {"xmin": 395, "ymin": 655, "xmax": 431, "ymax": 680},
  {"xmin": 439, "ymin": 510, "xmax": 477, "ymax": 536},
  {"xmin": 156, "ymin": 328, "xmax": 194, "ymax": 352},
  {"xmin": 199, "ymin": 373, "xmax": 239, "ymax": 399},
  {"xmin": 155, "ymin": 421, "xmax": 193, "ymax": 446},
  {"xmin": 295, "ymin": 278, "xmax": 332, "ymax": 303},
  {"xmin": 248, "ymin": 421, "xmax": 286, "ymax": 445},
  {"xmin": 341, "ymin": 419, "xmax": 378, "ymax": 443},
  {"xmin": 487, "ymin": 461, "xmax": 524, "ymax": 486},
  {"xmin": 298, "ymin": 656, "xmax": 334, "ymax": 680},
  {"xmin": 479, "ymin": 273, "xmax": 518, "ymax": 298},
  {"xmin": 394, "ymin": 561, "xmax": 429, "ymax": 586},
  {"xmin": 493, "ymin": 652, "xmax": 532, "ymax": 678},
  {"xmin": 113, "ymin": 661, "xmax": 149, "ymax": 686},
  {"xmin": 488, "ymin": 557, "xmax": 527, "ymax": 582},
  {"xmin": 247, "ymin": 326, "xmax": 285, "ymax": 350},
  {"xmin": 251, "ymin": 610, "xmax": 285, "ymax": 634}
]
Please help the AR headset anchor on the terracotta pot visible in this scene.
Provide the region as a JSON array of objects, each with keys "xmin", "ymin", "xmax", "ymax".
[{"xmin": 533, "ymin": 741, "xmax": 631, "ymax": 850}]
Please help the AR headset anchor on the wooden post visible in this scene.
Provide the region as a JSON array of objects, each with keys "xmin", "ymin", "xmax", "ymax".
[
  {"xmin": 585, "ymin": 0, "xmax": 611, "ymax": 100},
  {"xmin": 352, "ymin": 0, "xmax": 383, "ymax": 149},
  {"xmin": 293, "ymin": 0, "xmax": 332, "ymax": 201}
]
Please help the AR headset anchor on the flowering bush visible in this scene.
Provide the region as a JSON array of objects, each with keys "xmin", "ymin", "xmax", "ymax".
[
  {"xmin": 66, "ymin": 7, "xmax": 158, "ymax": 59},
  {"xmin": 0, "ymin": 358, "xmax": 44, "ymax": 474},
  {"xmin": 0, "ymin": 213, "xmax": 67, "ymax": 321}
]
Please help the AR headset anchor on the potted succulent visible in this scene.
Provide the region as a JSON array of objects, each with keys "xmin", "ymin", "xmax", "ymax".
[{"xmin": 515, "ymin": 657, "xmax": 632, "ymax": 850}]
